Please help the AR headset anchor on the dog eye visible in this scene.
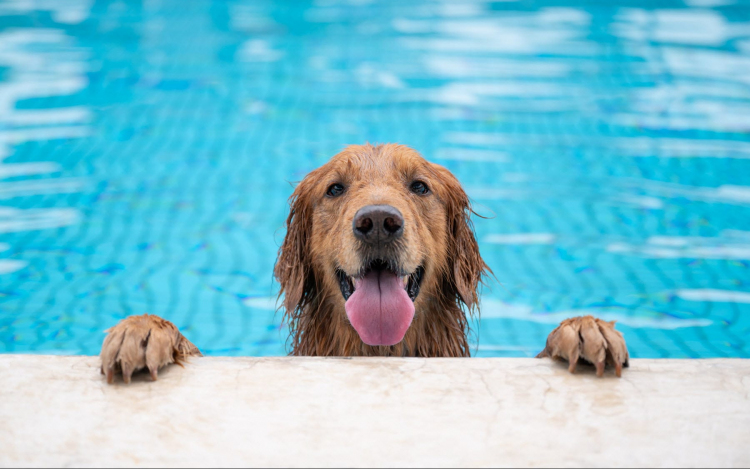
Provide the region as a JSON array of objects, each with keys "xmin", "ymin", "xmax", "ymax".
[
  {"xmin": 410, "ymin": 181, "xmax": 429, "ymax": 195},
  {"xmin": 326, "ymin": 183, "xmax": 345, "ymax": 197}
]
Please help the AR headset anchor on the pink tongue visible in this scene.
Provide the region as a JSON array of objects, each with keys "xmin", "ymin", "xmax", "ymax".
[{"xmin": 345, "ymin": 270, "xmax": 415, "ymax": 346}]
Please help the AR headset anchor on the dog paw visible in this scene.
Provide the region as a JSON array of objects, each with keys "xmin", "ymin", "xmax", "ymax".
[
  {"xmin": 100, "ymin": 314, "xmax": 201, "ymax": 384},
  {"xmin": 536, "ymin": 315, "xmax": 629, "ymax": 377}
]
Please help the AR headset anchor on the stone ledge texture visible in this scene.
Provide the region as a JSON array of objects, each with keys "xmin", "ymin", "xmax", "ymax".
[{"xmin": 1, "ymin": 355, "xmax": 748, "ymax": 467}]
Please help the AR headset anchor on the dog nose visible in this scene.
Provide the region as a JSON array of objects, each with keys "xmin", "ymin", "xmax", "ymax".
[{"xmin": 353, "ymin": 205, "xmax": 404, "ymax": 244}]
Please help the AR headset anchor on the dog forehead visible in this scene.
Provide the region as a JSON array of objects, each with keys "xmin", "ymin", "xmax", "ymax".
[{"xmin": 327, "ymin": 143, "xmax": 428, "ymax": 181}]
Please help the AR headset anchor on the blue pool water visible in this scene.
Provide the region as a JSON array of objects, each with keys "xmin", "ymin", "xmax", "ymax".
[{"xmin": 1, "ymin": 0, "xmax": 749, "ymax": 358}]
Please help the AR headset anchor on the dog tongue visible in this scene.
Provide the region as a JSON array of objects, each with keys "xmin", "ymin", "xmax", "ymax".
[{"xmin": 345, "ymin": 270, "xmax": 415, "ymax": 346}]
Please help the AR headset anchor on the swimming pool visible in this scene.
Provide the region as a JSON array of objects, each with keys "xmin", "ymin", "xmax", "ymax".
[{"xmin": 1, "ymin": 0, "xmax": 749, "ymax": 358}]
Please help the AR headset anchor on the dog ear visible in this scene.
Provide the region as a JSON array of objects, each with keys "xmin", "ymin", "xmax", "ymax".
[
  {"xmin": 274, "ymin": 174, "xmax": 318, "ymax": 315},
  {"xmin": 433, "ymin": 165, "xmax": 489, "ymax": 310}
]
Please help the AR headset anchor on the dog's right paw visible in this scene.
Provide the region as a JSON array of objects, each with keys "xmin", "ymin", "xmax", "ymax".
[{"xmin": 100, "ymin": 314, "xmax": 201, "ymax": 384}]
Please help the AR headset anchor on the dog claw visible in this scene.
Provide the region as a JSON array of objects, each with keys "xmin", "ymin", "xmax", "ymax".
[
  {"xmin": 615, "ymin": 362, "xmax": 623, "ymax": 378},
  {"xmin": 106, "ymin": 367, "xmax": 114, "ymax": 384},
  {"xmin": 149, "ymin": 367, "xmax": 158, "ymax": 381},
  {"xmin": 595, "ymin": 361, "xmax": 605, "ymax": 377},
  {"xmin": 122, "ymin": 365, "xmax": 134, "ymax": 384}
]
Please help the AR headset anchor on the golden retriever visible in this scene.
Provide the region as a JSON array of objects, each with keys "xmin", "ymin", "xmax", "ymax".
[{"xmin": 100, "ymin": 144, "xmax": 628, "ymax": 383}]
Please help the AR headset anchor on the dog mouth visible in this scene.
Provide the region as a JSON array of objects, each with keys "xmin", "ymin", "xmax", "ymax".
[
  {"xmin": 336, "ymin": 260, "xmax": 424, "ymax": 303},
  {"xmin": 337, "ymin": 260, "xmax": 424, "ymax": 346}
]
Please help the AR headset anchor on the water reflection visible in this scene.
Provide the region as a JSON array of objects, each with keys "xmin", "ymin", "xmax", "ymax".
[{"xmin": 0, "ymin": 22, "xmax": 91, "ymax": 267}]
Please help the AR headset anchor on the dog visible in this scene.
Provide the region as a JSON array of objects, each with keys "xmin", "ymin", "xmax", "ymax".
[{"xmin": 100, "ymin": 144, "xmax": 629, "ymax": 383}]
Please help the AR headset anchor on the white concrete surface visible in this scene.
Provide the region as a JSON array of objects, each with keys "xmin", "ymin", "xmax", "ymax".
[{"xmin": 0, "ymin": 355, "xmax": 749, "ymax": 468}]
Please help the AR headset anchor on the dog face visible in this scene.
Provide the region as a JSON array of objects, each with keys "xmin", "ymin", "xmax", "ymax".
[{"xmin": 275, "ymin": 144, "xmax": 486, "ymax": 350}]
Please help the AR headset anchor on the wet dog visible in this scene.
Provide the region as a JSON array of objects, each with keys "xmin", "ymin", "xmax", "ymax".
[{"xmin": 100, "ymin": 144, "xmax": 628, "ymax": 383}]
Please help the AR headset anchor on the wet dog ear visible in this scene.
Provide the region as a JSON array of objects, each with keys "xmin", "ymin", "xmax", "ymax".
[
  {"xmin": 274, "ymin": 174, "xmax": 318, "ymax": 315},
  {"xmin": 433, "ymin": 165, "xmax": 489, "ymax": 310}
]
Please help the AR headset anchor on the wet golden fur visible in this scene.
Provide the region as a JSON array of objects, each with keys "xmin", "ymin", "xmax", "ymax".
[{"xmin": 274, "ymin": 143, "xmax": 490, "ymax": 357}]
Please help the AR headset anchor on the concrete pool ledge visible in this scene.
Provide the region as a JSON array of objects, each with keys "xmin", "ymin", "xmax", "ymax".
[{"xmin": 1, "ymin": 356, "xmax": 749, "ymax": 467}]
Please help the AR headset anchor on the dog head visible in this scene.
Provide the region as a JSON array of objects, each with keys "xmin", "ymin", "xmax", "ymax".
[{"xmin": 275, "ymin": 144, "xmax": 488, "ymax": 349}]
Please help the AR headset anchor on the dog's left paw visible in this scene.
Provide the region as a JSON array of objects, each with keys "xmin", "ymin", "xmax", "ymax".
[{"xmin": 537, "ymin": 315, "xmax": 629, "ymax": 377}]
